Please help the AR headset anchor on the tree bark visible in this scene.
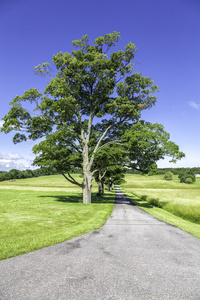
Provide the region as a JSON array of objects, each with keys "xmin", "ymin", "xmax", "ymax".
[
  {"xmin": 108, "ymin": 179, "xmax": 111, "ymax": 191},
  {"xmin": 82, "ymin": 172, "xmax": 92, "ymax": 203},
  {"xmin": 82, "ymin": 134, "xmax": 93, "ymax": 203},
  {"xmin": 101, "ymin": 181, "xmax": 104, "ymax": 195},
  {"xmin": 98, "ymin": 180, "xmax": 102, "ymax": 196}
]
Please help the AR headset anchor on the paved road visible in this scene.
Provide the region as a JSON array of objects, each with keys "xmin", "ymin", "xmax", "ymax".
[{"xmin": 1, "ymin": 187, "xmax": 200, "ymax": 300}]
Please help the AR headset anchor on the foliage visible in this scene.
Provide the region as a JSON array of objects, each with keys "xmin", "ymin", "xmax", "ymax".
[
  {"xmin": 148, "ymin": 163, "xmax": 158, "ymax": 176},
  {"xmin": 179, "ymin": 172, "xmax": 196, "ymax": 184},
  {"xmin": 157, "ymin": 167, "xmax": 200, "ymax": 176},
  {"xmin": 0, "ymin": 168, "xmax": 60, "ymax": 182},
  {"xmin": 185, "ymin": 178, "xmax": 193, "ymax": 184},
  {"xmin": 93, "ymin": 144, "xmax": 126, "ymax": 194},
  {"xmin": 163, "ymin": 171, "xmax": 173, "ymax": 181},
  {"xmin": 122, "ymin": 121, "xmax": 184, "ymax": 173},
  {"xmin": 126, "ymin": 167, "xmax": 200, "ymax": 175}
]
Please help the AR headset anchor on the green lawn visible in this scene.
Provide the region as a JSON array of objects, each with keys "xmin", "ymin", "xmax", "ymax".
[
  {"xmin": 121, "ymin": 174, "xmax": 200, "ymax": 239},
  {"xmin": 0, "ymin": 175, "xmax": 115, "ymax": 260},
  {"xmin": 0, "ymin": 174, "xmax": 84, "ymax": 191}
]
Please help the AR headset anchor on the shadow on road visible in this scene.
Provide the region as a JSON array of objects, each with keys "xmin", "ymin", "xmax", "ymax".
[{"xmin": 115, "ymin": 188, "xmax": 154, "ymax": 208}]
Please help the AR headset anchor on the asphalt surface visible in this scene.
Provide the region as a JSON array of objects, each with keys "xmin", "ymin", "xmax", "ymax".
[{"xmin": 0, "ymin": 186, "xmax": 200, "ymax": 300}]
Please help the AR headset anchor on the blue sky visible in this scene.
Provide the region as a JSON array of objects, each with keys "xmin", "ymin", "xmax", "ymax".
[{"xmin": 0, "ymin": 0, "xmax": 200, "ymax": 171}]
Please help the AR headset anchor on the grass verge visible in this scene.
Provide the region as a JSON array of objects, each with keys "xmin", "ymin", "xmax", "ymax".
[
  {"xmin": 121, "ymin": 174, "xmax": 200, "ymax": 239},
  {"xmin": 0, "ymin": 188, "xmax": 115, "ymax": 260},
  {"xmin": 121, "ymin": 189, "xmax": 200, "ymax": 240}
]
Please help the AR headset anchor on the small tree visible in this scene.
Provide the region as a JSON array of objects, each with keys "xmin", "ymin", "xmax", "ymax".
[
  {"xmin": 185, "ymin": 178, "xmax": 193, "ymax": 184},
  {"xmin": 163, "ymin": 171, "xmax": 173, "ymax": 181},
  {"xmin": 179, "ymin": 173, "xmax": 195, "ymax": 183},
  {"xmin": 104, "ymin": 166, "xmax": 126, "ymax": 191},
  {"xmin": 93, "ymin": 144, "xmax": 126, "ymax": 195}
]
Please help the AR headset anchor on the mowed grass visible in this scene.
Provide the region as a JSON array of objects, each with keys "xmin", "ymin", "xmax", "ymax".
[
  {"xmin": 0, "ymin": 174, "xmax": 115, "ymax": 260},
  {"xmin": 121, "ymin": 174, "xmax": 200, "ymax": 239},
  {"xmin": 0, "ymin": 174, "xmax": 84, "ymax": 191}
]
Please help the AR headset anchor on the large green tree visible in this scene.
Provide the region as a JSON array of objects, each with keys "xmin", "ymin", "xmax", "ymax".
[{"xmin": 1, "ymin": 32, "xmax": 184, "ymax": 203}]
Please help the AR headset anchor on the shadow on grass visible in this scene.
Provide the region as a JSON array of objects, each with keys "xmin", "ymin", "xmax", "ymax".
[
  {"xmin": 129, "ymin": 194, "xmax": 169, "ymax": 209},
  {"xmin": 119, "ymin": 190, "xmax": 154, "ymax": 208},
  {"xmin": 131, "ymin": 197, "xmax": 154, "ymax": 208},
  {"xmin": 39, "ymin": 192, "xmax": 115, "ymax": 204}
]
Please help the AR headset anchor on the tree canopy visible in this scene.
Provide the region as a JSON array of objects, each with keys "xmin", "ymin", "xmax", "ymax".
[{"xmin": 1, "ymin": 32, "xmax": 185, "ymax": 203}]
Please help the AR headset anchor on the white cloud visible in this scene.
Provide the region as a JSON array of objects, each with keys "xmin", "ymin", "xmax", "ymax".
[
  {"xmin": 157, "ymin": 152, "xmax": 200, "ymax": 168},
  {"xmin": 0, "ymin": 152, "xmax": 35, "ymax": 171},
  {"xmin": 0, "ymin": 120, "xmax": 4, "ymax": 127},
  {"xmin": 0, "ymin": 153, "xmax": 22, "ymax": 160},
  {"xmin": 188, "ymin": 101, "xmax": 200, "ymax": 110}
]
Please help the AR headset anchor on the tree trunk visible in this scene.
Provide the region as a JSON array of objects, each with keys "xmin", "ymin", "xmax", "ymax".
[
  {"xmin": 98, "ymin": 180, "xmax": 102, "ymax": 196},
  {"xmin": 82, "ymin": 140, "xmax": 93, "ymax": 203},
  {"xmin": 101, "ymin": 181, "xmax": 104, "ymax": 195},
  {"xmin": 82, "ymin": 173, "xmax": 92, "ymax": 203},
  {"xmin": 108, "ymin": 181, "xmax": 111, "ymax": 191}
]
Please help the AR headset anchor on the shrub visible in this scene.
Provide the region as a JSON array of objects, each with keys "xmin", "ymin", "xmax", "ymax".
[
  {"xmin": 163, "ymin": 171, "xmax": 173, "ymax": 181},
  {"xmin": 185, "ymin": 178, "xmax": 193, "ymax": 184},
  {"xmin": 149, "ymin": 197, "xmax": 161, "ymax": 207},
  {"xmin": 179, "ymin": 173, "xmax": 196, "ymax": 183},
  {"xmin": 186, "ymin": 174, "xmax": 196, "ymax": 182}
]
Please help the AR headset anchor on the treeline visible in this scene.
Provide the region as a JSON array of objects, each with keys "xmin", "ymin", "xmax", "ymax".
[
  {"xmin": 0, "ymin": 168, "xmax": 81, "ymax": 181},
  {"xmin": 0, "ymin": 168, "xmax": 56, "ymax": 181},
  {"xmin": 0, "ymin": 168, "xmax": 82, "ymax": 182},
  {"xmin": 126, "ymin": 167, "xmax": 200, "ymax": 175},
  {"xmin": 156, "ymin": 167, "xmax": 200, "ymax": 175},
  {"xmin": 1, "ymin": 167, "xmax": 200, "ymax": 182}
]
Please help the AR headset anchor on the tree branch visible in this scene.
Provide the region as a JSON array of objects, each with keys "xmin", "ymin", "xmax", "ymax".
[
  {"xmin": 88, "ymin": 125, "xmax": 113, "ymax": 170},
  {"xmin": 93, "ymin": 125, "xmax": 112, "ymax": 153},
  {"xmin": 101, "ymin": 169, "xmax": 107, "ymax": 179},
  {"xmin": 96, "ymin": 140, "xmax": 122, "ymax": 153},
  {"xmin": 61, "ymin": 172, "xmax": 82, "ymax": 187},
  {"xmin": 91, "ymin": 169, "xmax": 99, "ymax": 176},
  {"xmin": 86, "ymin": 111, "xmax": 94, "ymax": 144}
]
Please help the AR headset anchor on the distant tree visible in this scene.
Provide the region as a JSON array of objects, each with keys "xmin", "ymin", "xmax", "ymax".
[
  {"xmin": 157, "ymin": 169, "xmax": 166, "ymax": 175},
  {"xmin": 179, "ymin": 172, "xmax": 195, "ymax": 184},
  {"xmin": 21, "ymin": 169, "xmax": 34, "ymax": 178},
  {"xmin": 0, "ymin": 173, "xmax": 6, "ymax": 181},
  {"xmin": 8, "ymin": 169, "xmax": 23, "ymax": 179},
  {"xmin": 185, "ymin": 174, "xmax": 196, "ymax": 183},
  {"xmin": 93, "ymin": 144, "xmax": 126, "ymax": 195},
  {"xmin": 185, "ymin": 178, "xmax": 193, "ymax": 184},
  {"xmin": 163, "ymin": 171, "xmax": 173, "ymax": 181},
  {"xmin": 104, "ymin": 166, "xmax": 126, "ymax": 191}
]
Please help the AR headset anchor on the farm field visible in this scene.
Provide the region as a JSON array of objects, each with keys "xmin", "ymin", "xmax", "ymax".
[
  {"xmin": 0, "ymin": 174, "xmax": 115, "ymax": 260},
  {"xmin": 121, "ymin": 174, "xmax": 200, "ymax": 239}
]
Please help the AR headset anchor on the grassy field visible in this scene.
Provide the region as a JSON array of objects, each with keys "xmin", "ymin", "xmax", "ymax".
[
  {"xmin": 0, "ymin": 174, "xmax": 84, "ymax": 191},
  {"xmin": 0, "ymin": 174, "xmax": 115, "ymax": 260},
  {"xmin": 121, "ymin": 174, "xmax": 200, "ymax": 239},
  {"xmin": 1, "ymin": 173, "xmax": 200, "ymax": 260}
]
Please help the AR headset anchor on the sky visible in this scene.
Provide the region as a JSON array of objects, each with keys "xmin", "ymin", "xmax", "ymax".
[{"xmin": 0, "ymin": 0, "xmax": 200, "ymax": 171}]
